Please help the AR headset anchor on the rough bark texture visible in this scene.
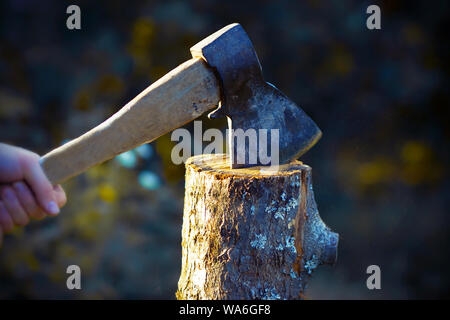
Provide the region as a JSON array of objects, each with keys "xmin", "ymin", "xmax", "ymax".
[{"xmin": 176, "ymin": 154, "xmax": 338, "ymax": 300}]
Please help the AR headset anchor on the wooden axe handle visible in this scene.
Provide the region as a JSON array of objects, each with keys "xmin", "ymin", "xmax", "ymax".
[{"xmin": 40, "ymin": 58, "xmax": 220, "ymax": 185}]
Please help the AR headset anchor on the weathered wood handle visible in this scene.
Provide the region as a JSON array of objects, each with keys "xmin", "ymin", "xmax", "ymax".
[{"xmin": 40, "ymin": 58, "xmax": 220, "ymax": 185}]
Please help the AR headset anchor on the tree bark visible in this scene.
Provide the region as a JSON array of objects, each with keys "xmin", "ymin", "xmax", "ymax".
[{"xmin": 176, "ymin": 154, "xmax": 338, "ymax": 300}]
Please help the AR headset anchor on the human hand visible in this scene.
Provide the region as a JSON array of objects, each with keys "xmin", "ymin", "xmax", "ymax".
[{"xmin": 0, "ymin": 143, "xmax": 66, "ymax": 247}]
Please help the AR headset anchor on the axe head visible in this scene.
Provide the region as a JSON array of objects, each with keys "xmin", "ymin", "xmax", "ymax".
[{"xmin": 191, "ymin": 23, "xmax": 322, "ymax": 168}]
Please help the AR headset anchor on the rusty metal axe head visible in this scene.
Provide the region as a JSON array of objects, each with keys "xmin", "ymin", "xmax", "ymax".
[{"xmin": 191, "ymin": 23, "xmax": 322, "ymax": 168}]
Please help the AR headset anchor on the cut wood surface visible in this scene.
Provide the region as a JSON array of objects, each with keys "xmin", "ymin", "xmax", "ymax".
[{"xmin": 177, "ymin": 154, "xmax": 338, "ymax": 300}]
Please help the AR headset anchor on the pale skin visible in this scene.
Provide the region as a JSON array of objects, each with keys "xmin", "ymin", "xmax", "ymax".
[{"xmin": 0, "ymin": 143, "xmax": 66, "ymax": 247}]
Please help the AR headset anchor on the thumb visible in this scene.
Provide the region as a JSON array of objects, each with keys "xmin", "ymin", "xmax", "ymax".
[{"xmin": 21, "ymin": 155, "xmax": 60, "ymax": 215}]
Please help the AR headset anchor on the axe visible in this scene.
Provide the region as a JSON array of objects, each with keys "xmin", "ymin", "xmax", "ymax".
[{"xmin": 40, "ymin": 23, "xmax": 322, "ymax": 185}]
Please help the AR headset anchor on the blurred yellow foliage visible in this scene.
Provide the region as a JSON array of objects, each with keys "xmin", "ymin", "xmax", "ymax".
[
  {"xmin": 49, "ymin": 269, "xmax": 64, "ymax": 284},
  {"xmin": 151, "ymin": 65, "xmax": 169, "ymax": 80},
  {"xmin": 400, "ymin": 141, "xmax": 442, "ymax": 185},
  {"xmin": 57, "ymin": 244, "xmax": 77, "ymax": 258},
  {"xmin": 357, "ymin": 158, "xmax": 395, "ymax": 187},
  {"xmin": 401, "ymin": 141, "xmax": 429, "ymax": 164},
  {"xmin": 156, "ymin": 133, "xmax": 185, "ymax": 183},
  {"xmin": 74, "ymin": 89, "xmax": 91, "ymax": 111},
  {"xmin": 80, "ymin": 255, "xmax": 96, "ymax": 275},
  {"xmin": 340, "ymin": 140, "xmax": 444, "ymax": 193},
  {"xmin": 8, "ymin": 225, "xmax": 24, "ymax": 238},
  {"xmin": 23, "ymin": 251, "xmax": 40, "ymax": 271},
  {"xmin": 96, "ymin": 74, "xmax": 124, "ymax": 95},
  {"xmin": 73, "ymin": 210, "xmax": 102, "ymax": 240},
  {"xmin": 328, "ymin": 46, "xmax": 354, "ymax": 76},
  {"xmin": 98, "ymin": 183, "xmax": 118, "ymax": 203},
  {"xmin": 132, "ymin": 18, "xmax": 155, "ymax": 47},
  {"xmin": 86, "ymin": 163, "xmax": 108, "ymax": 180},
  {"xmin": 128, "ymin": 18, "xmax": 155, "ymax": 73}
]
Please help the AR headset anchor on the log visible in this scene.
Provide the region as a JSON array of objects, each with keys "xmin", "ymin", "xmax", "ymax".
[{"xmin": 176, "ymin": 154, "xmax": 338, "ymax": 300}]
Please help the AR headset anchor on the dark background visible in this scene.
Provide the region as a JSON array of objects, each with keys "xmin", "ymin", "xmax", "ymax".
[{"xmin": 0, "ymin": 0, "xmax": 448, "ymax": 299}]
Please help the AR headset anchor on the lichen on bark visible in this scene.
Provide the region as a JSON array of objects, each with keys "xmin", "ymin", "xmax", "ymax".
[{"xmin": 176, "ymin": 154, "xmax": 338, "ymax": 300}]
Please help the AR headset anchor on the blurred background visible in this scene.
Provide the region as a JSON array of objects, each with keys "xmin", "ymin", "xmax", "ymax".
[{"xmin": 0, "ymin": 0, "xmax": 448, "ymax": 299}]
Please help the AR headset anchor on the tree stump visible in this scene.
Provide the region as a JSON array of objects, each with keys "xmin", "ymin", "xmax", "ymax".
[{"xmin": 176, "ymin": 154, "xmax": 338, "ymax": 300}]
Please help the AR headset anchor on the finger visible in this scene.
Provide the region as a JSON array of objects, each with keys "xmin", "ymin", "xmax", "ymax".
[
  {"xmin": 13, "ymin": 182, "xmax": 47, "ymax": 220},
  {"xmin": 20, "ymin": 156, "xmax": 59, "ymax": 215},
  {"xmin": 0, "ymin": 200, "xmax": 16, "ymax": 232},
  {"xmin": 0, "ymin": 186, "xmax": 29, "ymax": 226},
  {"xmin": 0, "ymin": 201, "xmax": 14, "ymax": 232},
  {"xmin": 53, "ymin": 185, "xmax": 67, "ymax": 208}
]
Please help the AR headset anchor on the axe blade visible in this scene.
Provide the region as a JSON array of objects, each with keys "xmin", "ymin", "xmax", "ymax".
[
  {"xmin": 191, "ymin": 23, "xmax": 322, "ymax": 168},
  {"xmin": 228, "ymin": 81, "xmax": 322, "ymax": 168}
]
